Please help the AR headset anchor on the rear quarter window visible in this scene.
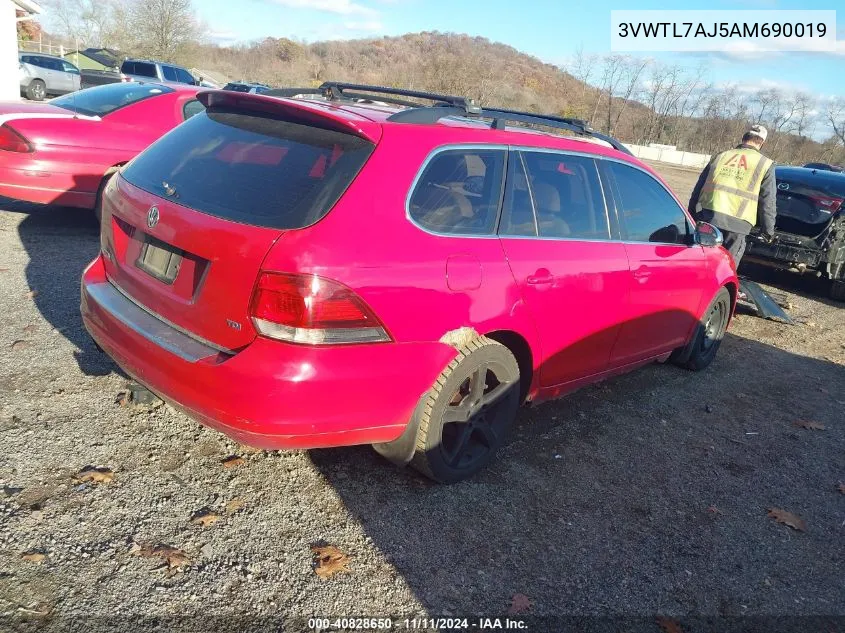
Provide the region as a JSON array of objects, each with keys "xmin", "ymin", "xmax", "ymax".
[
  {"xmin": 408, "ymin": 149, "xmax": 506, "ymax": 235},
  {"xmin": 120, "ymin": 108, "xmax": 375, "ymax": 229}
]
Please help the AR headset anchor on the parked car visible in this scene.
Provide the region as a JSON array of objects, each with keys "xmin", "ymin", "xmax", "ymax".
[
  {"xmin": 80, "ymin": 83, "xmax": 738, "ymax": 483},
  {"xmin": 19, "ymin": 52, "xmax": 81, "ymax": 101},
  {"xmin": 120, "ymin": 59, "xmax": 199, "ymax": 85},
  {"xmin": 0, "ymin": 81, "xmax": 204, "ymax": 217},
  {"xmin": 802, "ymin": 162, "xmax": 843, "ymax": 173},
  {"xmin": 223, "ymin": 81, "xmax": 271, "ymax": 94},
  {"xmin": 745, "ymin": 166, "xmax": 845, "ymax": 300}
]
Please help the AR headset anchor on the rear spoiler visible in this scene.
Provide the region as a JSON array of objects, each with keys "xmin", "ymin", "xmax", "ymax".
[{"xmin": 197, "ymin": 90, "xmax": 382, "ymax": 144}]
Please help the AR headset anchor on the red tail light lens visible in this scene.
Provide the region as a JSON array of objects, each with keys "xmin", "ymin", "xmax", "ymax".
[
  {"xmin": 0, "ymin": 125, "xmax": 32, "ymax": 153},
  {"xmin": 809, "ymin": 194, "xmax": 843, "ymax": 214},
  {"xmin": 250, "ymin": 272, "xmax": 390, "ymax": 345}
]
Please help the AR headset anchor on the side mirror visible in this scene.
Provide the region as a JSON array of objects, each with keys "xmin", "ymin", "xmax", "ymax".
[{"xmin": 695, "ymin": 221, "xmax": 723, "ymax": 248}]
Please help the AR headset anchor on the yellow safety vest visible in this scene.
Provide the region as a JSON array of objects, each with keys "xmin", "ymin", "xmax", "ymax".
[{"xmin": 698, "ymin": 148, "xmax": 773, "ymax": 226}]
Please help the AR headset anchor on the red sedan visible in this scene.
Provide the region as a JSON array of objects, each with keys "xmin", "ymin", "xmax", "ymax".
[{"xmin": 0, "ymin": 82, "xmax": 203, "ymax": 217}]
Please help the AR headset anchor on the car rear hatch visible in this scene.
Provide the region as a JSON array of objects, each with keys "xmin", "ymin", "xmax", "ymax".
[
  {"xmin": 774, "ymin": 167, "xmax": 845, "ymax": 242},
  {"xmin": 99, "ymin": 91, "xmax": 380, "ymax": 351}
]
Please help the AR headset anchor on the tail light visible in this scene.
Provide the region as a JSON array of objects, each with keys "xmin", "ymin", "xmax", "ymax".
[
  {"xmin": 0, "ymin": 125, "xmax": 32, "ymax": 153},
  {"xmin": 809, "ymin": 194, "xmax": 843, "ymax": 214},
  {"xmin": 250, "ymin": 272, "xmax": 390, "ymax": 345}
]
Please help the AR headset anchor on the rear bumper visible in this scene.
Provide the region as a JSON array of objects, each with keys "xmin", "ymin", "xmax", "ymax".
[
  {"xmin": 80, "ymin": 255, "xmax": 457, "ymax": 449},
  {"xmin": 745, "ymin": 234, "xmax": 825, "ymax": 269}
]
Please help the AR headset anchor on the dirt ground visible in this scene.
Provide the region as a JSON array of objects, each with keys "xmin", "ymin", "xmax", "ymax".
[{"xmin": 0, "ymin": 161, "xmax": 843, "ymax": 633}]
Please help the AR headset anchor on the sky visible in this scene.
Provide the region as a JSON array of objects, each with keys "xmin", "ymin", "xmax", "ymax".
[{"xmin": 198, "ymin": 0, "xmax": 845, "ymax": 101}]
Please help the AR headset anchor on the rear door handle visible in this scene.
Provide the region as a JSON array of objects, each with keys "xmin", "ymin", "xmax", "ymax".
[{"xmin": 526, "ymin": 270, "xmax": 554, "ymax": 285}]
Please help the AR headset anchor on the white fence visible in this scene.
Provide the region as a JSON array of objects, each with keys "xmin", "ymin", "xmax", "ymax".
[
  {"xmin": 18, "ymin": 39, "xmax": 68, "ymax": 57},
  {"xmin": 623, "ymin": 143, "xmax": 711, "ymax": 169}
]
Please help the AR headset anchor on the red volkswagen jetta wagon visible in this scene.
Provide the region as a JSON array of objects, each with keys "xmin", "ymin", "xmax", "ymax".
[{"xmin": 81, "ymin": 83, "xmax": 738, "ymax": 483}]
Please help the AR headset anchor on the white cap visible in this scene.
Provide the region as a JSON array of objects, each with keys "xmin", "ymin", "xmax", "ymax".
[{"xmin": 747, "ymin": 124, "xmax": 768, "ymax": 142}]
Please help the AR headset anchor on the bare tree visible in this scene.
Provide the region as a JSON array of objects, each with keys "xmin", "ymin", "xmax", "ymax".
[
  {"xmin": 126, "ymin": 0, "xmax": 204, "ymax": 62},
  {"xmin": 567, "ymin": 45, "xmax": 598, "ymax": 118},
  {"xmin": 42, "ymin": 0, "xmax": 117, "ymax": 47},
  {"xmin": 827, "ymin": 97, "xmax": 845, "ymax": 147},
  {"xmin": 608, "ymin": 56, "xmax": 649, "ymax": 136}
]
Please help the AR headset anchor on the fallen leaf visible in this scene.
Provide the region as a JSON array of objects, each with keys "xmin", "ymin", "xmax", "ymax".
[
  {"xmin": 115, "ymin": 392, "xmax": 131, "ymax": 407},
  {"xmin": 20, "ymin": 552, "xmax": 46, "ymax": 564},
  {"xmin": 0, "ymin": 268, "xmax": 8, "ymax": 272},
  {"xmin": 22, "ymin": 324, "xmax": 37, "ymax": 334},
  {"xmin": 221, "ymin": 455, "xmax": 245, "ymax": 469},
  {"xmin": 767, "ymin": 508, "xmax": 807, "ymax": 532},
  {"xmin": 311, "ymin": 544, "xmax": 351, "ymax": 579},
  {"xmin": 793, "ymin": 420, "xmax": 826, "ymax": 431},
  {"xmin": 27, "ymin": 289, "xmax": 38, "ymax": 298},
  {"xmin": 10, "ymin": 340, "xmax": 29, "ymax": 350},
  {"xmin": 507, "ymin": 593, "xmax": 532, "ymax": 615},
  {"xmin": 190, "ymin": 508, "xmax": 221, "ymax": 527},
  {"xmin": 133, "ymin": 543, "xmax": 190, "ymax": 569},
  {"xmin": 707, "ymin": 505, "xmax": 724, "ymax": 515},
  {"xmin": 225, "ymin": 497, "xmax": 245, "ymax": 514},
  {"xmin": 838, "ymin": 483, "xmax": 845, "ymax": 495},
  {"xmin": 74, "ymin": 466, "xmax": 114, "ymax": 484},
  {"xmin": 657, "ymin": 617, "xmax": 684, "ymax": 633}
]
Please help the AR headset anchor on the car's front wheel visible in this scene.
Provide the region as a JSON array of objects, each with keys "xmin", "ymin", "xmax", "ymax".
[
  {"xmin": 672, "ymin": 287, "xmax": 732, "ymax": 371},
  {"xmin": 26, "ymin": 79, "xmax": 46, "ymax": 101},
  {"xmin": 409, "ymin": 336, "xmax": 520, "ymax": 483}
]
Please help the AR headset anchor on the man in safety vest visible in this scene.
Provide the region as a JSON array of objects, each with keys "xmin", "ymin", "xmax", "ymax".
[{"xmin": 688, "ymin": 124, "xmax": 777, "ymax": 267}]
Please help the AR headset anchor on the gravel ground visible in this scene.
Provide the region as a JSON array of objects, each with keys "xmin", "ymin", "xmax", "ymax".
[{"xmin": 0, "ymin": 161, "xmax": 843, "ymax": 633}]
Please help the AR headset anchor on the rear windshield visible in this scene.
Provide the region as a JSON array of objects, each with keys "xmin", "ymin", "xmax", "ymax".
[
  {"xmin": 51, "ymin": 83, "xmax": 172, "ymax": 117},
  {"xmin": 120, "ymin": 108, "xmax": 375, "ymax": 229}
]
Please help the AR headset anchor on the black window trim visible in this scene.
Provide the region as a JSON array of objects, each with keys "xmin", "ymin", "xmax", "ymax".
[
  {"xmin": 405, "ymin": 143, "xmax": 691, "ymax": 243},
  {"xmin": 601, "ymin": 156, "xmax": 697, "ymax": 247},
  {"xmin": 497, "ymin": 148, "xmax": 617, "ymax": 243},
  {"xmin": 405, "ymin": 143, "xmax": 509, "ymax": 239}
]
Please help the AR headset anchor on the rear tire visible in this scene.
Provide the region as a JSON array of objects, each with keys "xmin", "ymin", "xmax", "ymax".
[
  {"xmin": 830, "ymin": 280, "xmax": 845, "ymax": 302},
  {"xmin": 409, "ymin": 336, "xmax": 520, "ymax": 484},
  {"xmin": 26, "ymin": 80, "xmax": 46, "ymax": 101},
  {"xmin": 672, "ymin": 287, "xmax": 731, "ymax": 372},
  {"xmin": 94, "ymin": 171, "xmax": 118, "ymax": 224}
]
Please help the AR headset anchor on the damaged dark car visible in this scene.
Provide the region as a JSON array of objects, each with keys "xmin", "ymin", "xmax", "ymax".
[{"xmin": 746, "ymin": 166, "xmax": 845, "ymax": 301}]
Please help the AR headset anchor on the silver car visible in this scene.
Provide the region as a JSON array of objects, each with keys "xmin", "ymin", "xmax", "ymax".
[{"xmin": 19, "ymin": 53, "xmax": 81, "ymax": 101}]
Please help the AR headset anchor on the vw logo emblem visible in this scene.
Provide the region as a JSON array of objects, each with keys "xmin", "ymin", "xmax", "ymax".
[
  {"xmin": 777, "ymin": 182, "xmax": 789, "ymax": 190},
  {"xmin": 147, "ymin": 206, "xmax": 160, "ymax": 228}
]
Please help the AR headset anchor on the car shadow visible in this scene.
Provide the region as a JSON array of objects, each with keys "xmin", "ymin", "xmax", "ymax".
[
  {"xmin": 308, "ymin": 332, "xmax": 844, "ymax": 621},
  {"xmin": 739, "ymin": 260, "xmax": 840, "ymax": 307},
  {"xmin": 6, "ymin": 196, "xmax": 116, "ymax": 376}
]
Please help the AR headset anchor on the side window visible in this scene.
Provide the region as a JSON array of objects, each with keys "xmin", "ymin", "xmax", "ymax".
[
  {"xmin": 61, "ymin": 61, "xmax": 80, "ymax": 74},
  {"xmin": 608, "ymin": 161, "xmax": 691, "ymax": 244},
  {"xmin": 499, "ymin": 154, "xmax": 537, "ymax": 236},
  {"xmin": 409, "ymin": 149, "xmax": 505, "ymax": 235},
  {"xmin": 182, "ymin": 99, "xmax": 204, "ymax": 120},
  {"xmin": 520, "ymin": 152, "xmax": 609, "ymax": 240},
  {"xmin": 161, "ymin": 65, "xmax": 179, "ymax": 82},
  {"xmin": 175, "ymin": 68, "xmax": 196, "ymax": 84}
]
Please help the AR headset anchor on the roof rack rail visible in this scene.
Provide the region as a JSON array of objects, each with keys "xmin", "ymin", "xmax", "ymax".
[
  {"xmin": 265, "ymin": 82, "xmax": 631, "ymax": 155},
  {"xmin": 264, "ymin": 85, "xmax": 434, "ymax": 109},
  {"xmin": 387, "ymin": 104, "xmax": 632, "ymax": 155},
  {"xmin": 317, "ymin": 82, "xmax": 482, "ymax": 115}
]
